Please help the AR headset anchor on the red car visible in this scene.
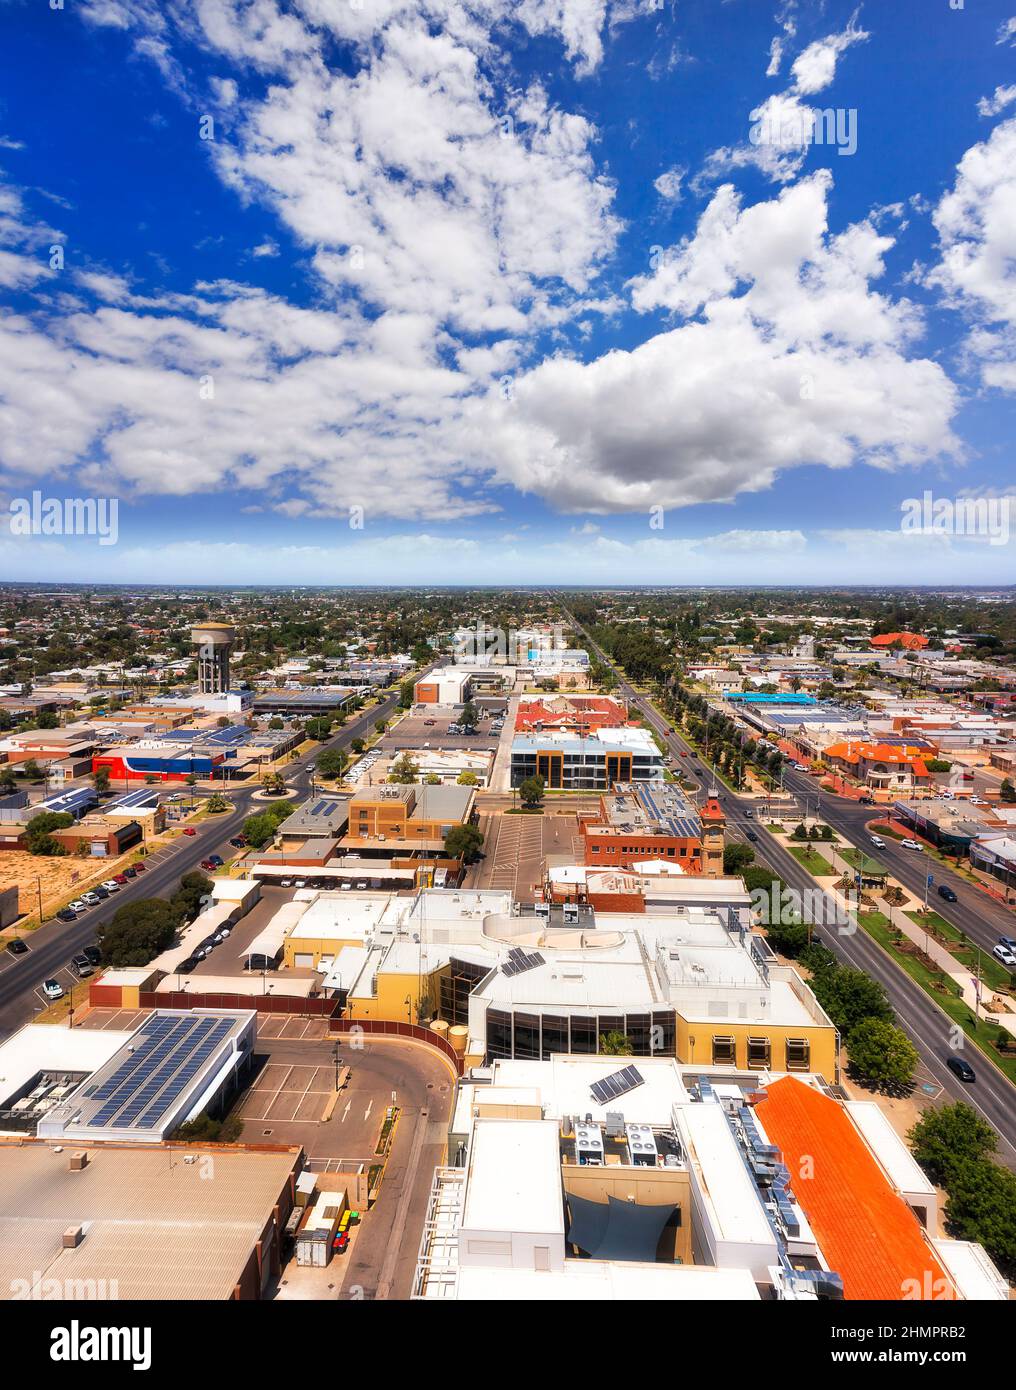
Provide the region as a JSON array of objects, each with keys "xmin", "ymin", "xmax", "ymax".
[
  {"xmin": 200, "ymin": 859, "xmax": 216, "ymax": 871},
  {"xmin": 331, "ymin": 1231, "xmax": 349, "ymax": 1253},
  {"xmin": 134, "ymin": 861, "xmax": 146, "ymax": 873},
  {"xmin": 182, "ymin": 827, "xmax": 197, "ymax": 836},
  {"xmin": 113, "ymin": 873, "xmax": 128, "ymax": 884}
]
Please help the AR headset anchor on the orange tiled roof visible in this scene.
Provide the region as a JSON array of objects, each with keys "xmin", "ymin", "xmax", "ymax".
[
  {"xmin": 870, "ymin": 632, "xmax": 929, "ymax": 650},
  {"xmin": 825, "ymin": 740, "xmax": 930, "ymax": 772},
  {"xmin": 755, "ymin": 1077, "xmax": 955, "ymax": 1301}
]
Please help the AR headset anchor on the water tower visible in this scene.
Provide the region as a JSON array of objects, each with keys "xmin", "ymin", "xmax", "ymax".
[{"xmin": 191, "ymin": 621, "xmax": 235, "ymax": 694}]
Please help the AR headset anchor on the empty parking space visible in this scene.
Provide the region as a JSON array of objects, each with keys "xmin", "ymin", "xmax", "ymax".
[
  {"xmin": 255, "ymin": 1015, "xmax": 331, "ymax": 1041},
  {"xmin": 239, "ymin": 1062, "xmax": 334, "ymax": 1124}
]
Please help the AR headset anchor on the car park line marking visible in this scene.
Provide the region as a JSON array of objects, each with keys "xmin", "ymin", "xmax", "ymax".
[{"xmin": 364, "ymin": 1098, "xmax": 373, "ymax": 1123}]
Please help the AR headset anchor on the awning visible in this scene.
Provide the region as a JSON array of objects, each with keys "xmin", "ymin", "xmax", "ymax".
[{"xmin": 565, "ymin": 1193, "xmax": 675, "ymax": 1263}]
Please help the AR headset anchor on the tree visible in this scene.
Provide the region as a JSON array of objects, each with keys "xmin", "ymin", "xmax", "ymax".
[
  {"xmin": 599, "ymin": 1030, "xmax": 634, "ymax": 1056},
  {"xmin": 21, "ymin": 759, "xmax": 44, "ymax": 781},
  {"xmin": 810, "ymin": 964, "xmax": 894, "ymax": 1035},
  {"xmin": 456, "ymin": 770, "xmax": 478, "ymax": 786},
  {"xmin": 93, "ymin": 767, "xmax": 110, "ymax": 794},
  {"xmin": 444, "ymin": 823, "xmax": 484, "ymax": 863},
  {"xmin": 268, "ymin": 716, "xmax": 284, "ymax": 730},
  {"xmin": 723, "ymin": 842, "xmax": 755, "ymax": 875},
  {"xmin": 375, "ymin": 719, "xmax": 387, "ymax": 734},
  {"xmin": 261, "ymin": 771, "xmax": 287, "ymax": 796},
  {"xmin": 317, "ymin": 747, "xmax": 348, "ymax": 780},
  {"xmin": 98, "ymin": 899, "xmax": 178, "ymax": 966},
  {"xmin": 846, "ymin": 1017, "xmax": 918, "ymax": 1091},
  {"xmin": 765, "ymin": 919, "xmax": 811, "ymax": 958},
  {"xmin": 171, "ymin": 870, "xmax": 213, "ymax": 923},
  {"xmin": 304, "ymin": 717, "xmax": 332, "ymax": 741},
  {"xmin": 460, "ymin": 699, "xmax": 479, "ymax": 730},
  {"xmin": 24, "ymin": 810, "xmax": 73, "ymax": 856},
  {"xmin": 351, "ymin": 737, "xmax": 365, "ymax": 754},
  {"xmin": 399, "ymin": 678, "xmax": 416, "ymax": 709},
  {"xmin": 908, "ymin": 1102, "xmax": 997, "ymax": 1186},
  {"xmin": 242, "ymin": 800, "xmax": 294, "ymax": 848},
  {"xmin": 1001, "ymin": 779, "xmax": 1016, "ymax": 805},
  {"xmin": 205, "ymin": 792, "xmax": 230, "ymax": 812},
  {"xmin": 388, "ymin": 753, "xmax": 419, "ymax": 784},
  {"xmin": 519, "ymin": 775, "xmax": 545, "ymax": 808},
  {"xmin": 424, "ymin": 772, "xmax": 441, "ymax": 784}
]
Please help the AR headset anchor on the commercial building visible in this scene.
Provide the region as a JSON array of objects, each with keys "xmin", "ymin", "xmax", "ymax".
[
  {"xmin": 823, "ymin": 740, "xmax": 934, "ymax": 798},
  {"xmin": 252, "ymin": 687, "xmax": 356, "ymax": 717},
  {"xmin": 581, "ymin": 785, "xmax": 724, "ymax": 877},
  {"xmin": 514, "ymin": 695, "xmax": 631, "ymax": 734},
  {"xmin": 510, "ymin": 727, "xmax": 664, "ymax": 790},
  {"xmin": 0, "ymin": 1009, "xmax": 255, "ymax": 1144},
  {"xmin": 414, "ymin": 1059, "xmax": 1005, "ymax": 1302},
  {"xmin": 0, "ymin": 1140, "xmax": 300, "ymax": 1300},
  {"xmin": 345, "ymin": 782, "xmax": 475, "ymax": 849}
]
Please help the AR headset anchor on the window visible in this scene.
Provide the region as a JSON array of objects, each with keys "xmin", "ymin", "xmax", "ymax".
[
  {"xmin": 513, "ymin": 1012, "xmax": 540, "ymax": 1060},
  {"xmin": 486, "ymin": 1008, "xmax": 512, "ymax": 1060},
  {"xmin": 747, "ymin": 1036, "xmax": 771, "ymax": 1069},
  {"xmin": 570, "ymin": 1014, "xmax": 596, "ymax": 1054},
  {"xmin": 541, "ymin": 1015, "xmax": 569, "ymax": 1059},
  {"xmin": 785, "ymin": 1037, "xmax": 810, "ymax": 1071},
  {"xmin": 712, "ymin": 1035, "xmax": 736, "ymax": 1065}
]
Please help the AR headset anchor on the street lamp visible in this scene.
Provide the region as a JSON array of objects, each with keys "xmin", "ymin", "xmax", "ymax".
[{"xmin": 331, "ymin": 1041, "xmax": 343, "ymax": 1091}]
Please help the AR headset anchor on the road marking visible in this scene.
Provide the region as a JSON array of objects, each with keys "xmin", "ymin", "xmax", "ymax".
[
  {"xmin": 364, "ymin": 1098, "xmax": 373, "ymax": 1123},
  {"xmin": 342, "ymin": 1100, "xmax": 351, "ymax": 1123}
]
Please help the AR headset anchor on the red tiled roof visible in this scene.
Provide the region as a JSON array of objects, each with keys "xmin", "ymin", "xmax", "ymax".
[
  {"xmin": 870, "ymin": 632, "xmax": 929, "ymax": 650},
  {"xmin": 755, "ymin": 1077, "xmax": 955, "ymax": 1301}
]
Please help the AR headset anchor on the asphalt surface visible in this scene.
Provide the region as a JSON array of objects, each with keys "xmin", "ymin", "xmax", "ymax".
[
  {"xmin": 0, "ymin": 678, "xmax": 425, "ymax": 1039},
  {"xmin": 567, "ymin": 614, "xmax": 1016, "ymax": 1163}
]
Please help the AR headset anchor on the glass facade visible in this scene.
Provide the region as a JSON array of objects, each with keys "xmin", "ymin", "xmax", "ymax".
[{"xmin": 483, "ymin": 1006, "xmax": 678, "ymax": 1061}]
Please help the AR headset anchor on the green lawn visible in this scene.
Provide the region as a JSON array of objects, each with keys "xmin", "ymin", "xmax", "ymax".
[
  {"xmin": 787, "ymin": 845, "xmax": 835, "ymax": 875},
  {"xmin": 840, "ymin": 847, "xmax": 888, "ymax": 875},
  {"xmin": 857, "ymin": 911, "xmax": 1016, "ymax": 1085}
]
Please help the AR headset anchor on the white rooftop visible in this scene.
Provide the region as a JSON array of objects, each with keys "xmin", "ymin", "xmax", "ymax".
[
  {"xmin": 455, "ymin": 1261, "xmax": 760, "ymax": 1300},
  {"xmin": 461, "ymin": 1118, "xmax": 564, "ymax": 1238},
  {"xmin": 674, "ymin": 1102, "xmax": 774, "ymax": 1248},
  {"xmin": 486, "ymin": 1055, "xmax": 689, "ymax": 1127}
]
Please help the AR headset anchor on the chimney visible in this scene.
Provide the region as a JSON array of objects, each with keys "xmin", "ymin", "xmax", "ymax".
[
  {"xmin": 69, "ymin": 1150, "xmax": 88, "ymax": 1172},
  {"xmin": 63, "ymin": 1226, "xmax": 84, "ymax": 1248}
]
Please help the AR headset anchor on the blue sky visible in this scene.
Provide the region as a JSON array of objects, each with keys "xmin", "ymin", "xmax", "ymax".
[{"xmin": 0, "ymin": 0, "xmax": 1014, "ymax": 584}]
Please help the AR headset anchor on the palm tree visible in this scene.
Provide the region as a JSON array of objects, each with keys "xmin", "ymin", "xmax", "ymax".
[{"xmin": 598, "ymin": 1030, "xmax": 634, "ymax": 1057}]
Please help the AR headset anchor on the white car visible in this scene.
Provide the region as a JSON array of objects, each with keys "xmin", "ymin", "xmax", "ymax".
[
  {"xmin": 900, "ymin": 838, "xmax": 923, "ymax": 851},
  {"xmin": 970, "ymin": 796, "xmax": 987, "ymax": 807},
  {"xmin": 81, "ymin": 892, "xmax": 101, "ymax": 906},
  {"xmin": 870, "ymin": 835, "xmax": 885, "ymax": 849},
  {"xmin": 939, "ymin": 790, "xmax": 954, "ymax": 801},
  {"xmin": 102, "ymin": 879, "xmax": 121, "ymax": 892},
  {"xmin": 992, "ymin": 945, "xmax": 1016, "ymax": 969},
  {"xmin": 68, "ymin": 899, "xmax": 88, "ymax": 912},
  {"xmin": 42, "ymin": 979, "xmax": 64, "ymax": 1000}
]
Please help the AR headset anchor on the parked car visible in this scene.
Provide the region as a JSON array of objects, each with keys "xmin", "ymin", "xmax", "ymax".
[
  {"xmin": 102, "ymin": 879, "xmax": 121, "ymax": 893},
  {"xmin": 937, "ymin": 884, "xmax": 958, "ymax": 903},
  {"xmin": 900, "ymin": 838, "xmax": 923, "ymax": 851},
  {"xmin": 200, "ymin": 859, "xmax": 216, "ymax": 871},
  {"xmin": 42, "ymin": 979, "xmax": 64, "ymax": 1000},
  {"xmin": 71, "ymin": 954, "xmax": 94, "ymax": 978},
  {"xmin": 946, "ymin": 1055, "xmax": 975, "ymax": 1083},
  {"xmin": 55, "ymin": 908, "xmax": 77, "ymax": 923},
  {"xmin": 83, "ymin": 945, "xmax": 101, "ymax": 966},
  {"xmin": 229, "ymin": 836, "xmax": 246, "ymax": 848},
  {"xmin": 113, "ymin": 873, "xmax": 128, "ymax": 884},
  {"xmin": 182, "ymin": 826, "xmax": 197, "ymax": 836},
  {"xmin": 134, "ymin": 861, "xmax": 146, "ymax": 873},
  {"xmin": 81, "ymin": 892, "xmax": 101, "ymax": 907},
  {"xmin": 5, "ymin": 938, "xmax": 28, "ymax": 955},
  {"xmin": 93, "ymin": 885, "xmax": 110, "ymax": 899},
  {"xmin": 992, "ymin": 944, "xmax": 1016, "ymax": 969},
  {"xmin": 69, "ymin": 899, "xmax": 88, "ymax": 912},
  {"xmin": 175, "ymin": 956, "xmax": 200, "ymax": 973},
  {"xmin": 208, "ymin": 854, "xmax": 224, "ymax": 866},
  {"xmin": 122, "ymin": 866, "xmax": 137, "ymax": 878}
]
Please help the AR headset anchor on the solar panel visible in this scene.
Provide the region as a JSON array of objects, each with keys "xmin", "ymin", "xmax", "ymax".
[
  {"xmin": 590, "ymin": 1065, "xmax": 645, "ymax": 1106},
  {"xmin": 88, "ymin": 1016, "xmax": 235, "ymax": 1131},
  {"xmin": 501, "ymin": 946, "xmax": 545, "ymax": 977}
]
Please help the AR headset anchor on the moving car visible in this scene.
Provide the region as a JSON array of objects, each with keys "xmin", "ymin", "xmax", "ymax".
[
  {"xmin": 870, "ymin": 835, "xmax": 885, "ymax": 849},
  {"xmin": 182, "ymin": 826, "xmax": 197, "ymax": 836},
  {"xmin": 42, "ymin": 979, "xmax": 64, "ymax": 1001},
  {"xmin": 946, "ymin": 1055, "xmax": 975, "ymax": 1083},
  {"xmin": 998, "ymin": 935, "xmax": 1016, "ymax": 953},
  {"xmin": 746, "ymin": 830, "xmax": 759, "ymax": 842},
  {"xmin": 744, "ymin": 808, "xmax": 753, "ymax": 818},
  {"xmin": 992, "ymin": 944, "xmax": 1016, "ymax": 969},
  {"xmin": 900, "ymin": 838, "xmax": 923, "ymax": 851},
  {"xmin": 5, "ymin": 938, "xmax": 28, "ymax": 955},
  {"xmin": 937, "ymin": 884, "xmax": 958, "ymax": 903}
]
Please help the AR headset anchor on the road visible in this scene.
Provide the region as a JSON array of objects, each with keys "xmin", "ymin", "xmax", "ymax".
[
  {"xmin": 0, "ymin": 678, "xmax": 424, "ymax": 1039},
  {"xmin": 567, "ymin": 613, "xmax": 1016, "ymax": 1161}
]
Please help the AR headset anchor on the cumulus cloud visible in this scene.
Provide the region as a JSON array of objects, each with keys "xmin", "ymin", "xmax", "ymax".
[
  {"xmin": 977, "ymin": 85, "xmax": 1016, "ymax": 118},
  {"xmin": 472, "ymin": 173, "xmax": 958, "ymax": 513},
  {"xmin": 924, "ymin": 117, "xmax": 1016, "ymax": 392},
  {"xmin": 654, "ymin": 166, "xmax": 684, "ymax": 202}
]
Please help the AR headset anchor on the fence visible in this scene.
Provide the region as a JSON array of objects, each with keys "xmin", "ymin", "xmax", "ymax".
[{"xmin": 328, "ymin": 1017, "xmax": 463, "ymax": 1075}]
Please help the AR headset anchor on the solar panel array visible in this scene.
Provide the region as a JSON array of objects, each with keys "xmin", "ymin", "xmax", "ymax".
[
  {"xmin": 501, "ymin": 946, "xmax": 545, "ymax": 977},
  {"xmin": 590, "ymin": 1065, "xmax": 645, "ymax": 1106},
  {"xmin": 83, "ymin": 1014, "xmax": 234, "ymax": 1132}
]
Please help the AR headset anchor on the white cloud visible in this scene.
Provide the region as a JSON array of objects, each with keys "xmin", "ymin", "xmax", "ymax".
[
  {"xmin": 472, "ymin": 173, "xmax": 958, "ymax": 513},
  {"xmin": 997, "ymin": 18, "xmax": 1016, "ymax": 47},
  {"xmin": 925, "ymin": 117, "xmax": 1016, "ymax": 392},
  {"xmin": 977, "ymin": 85, "xmax": 1016, "ymax": 118},
  {"xmin": 654, "ymin": 166, "xmax": 684, "ymax": 202},
  {"xmin": 789, "ymin": 14, "xmax": 868, "ymax": 96}
]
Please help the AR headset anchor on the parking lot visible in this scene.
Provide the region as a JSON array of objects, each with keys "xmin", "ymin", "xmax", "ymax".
[
  {"xmin": 472, "ymin": 810, "xmax": 584, "ymax": 900},
  {"xmin": 382, "ymin": 707, "xmax": 501, "ymax": 752},
  {"xmin": 238, "ymin": 1060, "xmax": 335, "ymax": 1126}
]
